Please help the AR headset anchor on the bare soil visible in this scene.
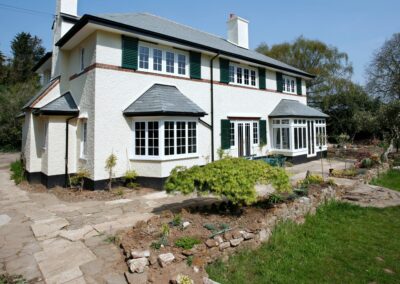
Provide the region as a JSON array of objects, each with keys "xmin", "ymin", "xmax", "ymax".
[{"xmin": 19, "ymin": 181, "xmax": 156, "ymax": 202}]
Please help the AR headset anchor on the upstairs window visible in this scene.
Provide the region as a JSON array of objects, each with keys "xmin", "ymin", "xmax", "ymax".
[
  {"xmin": 229, "ymin": 64, "xmax": 257, "ymax": 88},
  {"xmin": 282, "ymin": 75, "xmax": 296, "ymax": 94},
  {"xmin": 80, "ymin": 48, "xmax": 85, "ymax": 71},
  {"xmin": 166, "ymin": 52, "xmax": 175, "ymax": 73},
  {"xmin": 178, "ymin": 54, "xmax": 186, "ymax": 75},
  {"xmin": 153, "ymin": 49, "xmax": 162, "ymax": 71},
  {"xmin": 139, "ymin": 46, "xmax": 149, "ymax": 69},
  {"xmin": 138, "ymin": 43, "xmax": 189, "ymax": 77}
]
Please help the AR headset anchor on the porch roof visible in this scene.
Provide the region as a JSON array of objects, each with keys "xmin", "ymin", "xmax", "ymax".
[
  {"xmin": 33, "ymin": 92, "xmax": 79, "ymax": 116},
  {"xmin": 123, "ymin": 84, "xmax": 207, "ymax": 117},
  {"xmin": 270, "ymin": 99, "xmax": 328, "ymax": 118}
]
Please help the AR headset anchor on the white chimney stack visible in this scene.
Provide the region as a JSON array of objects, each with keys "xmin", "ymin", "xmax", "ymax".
[
  {"xmin": 56, "ymin": 0, "xmax": 78, "ymax": 16},
  {"xmin": 227, "ymin": 14, "xmax": 249, "ymax": 49}
]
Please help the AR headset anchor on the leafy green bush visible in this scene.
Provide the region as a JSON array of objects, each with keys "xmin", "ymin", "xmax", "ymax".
[
  {"xmin": 175, "ymin": 237, "xmax": 201, "ymax": 250},
  {"xmin": 297, "ymin": 174, "xmax": 324, "ymax": 188},
  {"xmin": 123, "ymin": 170, "xmax": 138, "ymax": 189},
  {"xmin": 10, "ymin": 160, "xmax": 25, "ymax": 185},
  {"xmin": 171, "ymin": 214, "xmax": 182, "ymax": 227},
  {"xmin": 360, "ymin": 158, "xmax": 373, "ymax": 168},
  {"xmin": 69, "ymin": 167, "xmax": 90, "ymax": 191},
  {"xmin": 165, "ymin": 158, "xmax": 291, "ymax": 205}
]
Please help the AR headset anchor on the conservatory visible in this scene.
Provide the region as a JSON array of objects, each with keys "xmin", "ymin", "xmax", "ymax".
[{"xmin": 269, "ymin": 100, "xmax": 329, "ymax": 163}]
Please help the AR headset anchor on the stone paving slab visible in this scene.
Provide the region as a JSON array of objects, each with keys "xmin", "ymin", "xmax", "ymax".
[{"xmin": 31, "ymin": 217, "xmax": 69, "ymax": 240}]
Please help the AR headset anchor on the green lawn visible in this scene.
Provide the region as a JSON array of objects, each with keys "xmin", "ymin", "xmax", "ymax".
[
  {"xmin": 371, "ymin": 169, "xmax": 400, "ymax": 191},
  {"xmin": 207, "ymin": 202, "xmax": 400, "ymax": 284}
]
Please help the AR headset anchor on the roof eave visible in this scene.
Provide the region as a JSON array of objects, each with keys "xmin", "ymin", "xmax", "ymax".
[
  {"xmin": 32, "ymin": 52, "xmax": 53, "ymax": 72},
  {"xmin": 33, "ymin": 110, "xmax": 79, "ymax": 116},
  {"xmin": 56, "ymin": 14, "xmax": 315, "ymax": 78},
  {"xmin": 269, "ymin": 114, "xmax": 329, "ymax": 118},
  {"xmin": 123, "ymin": 111, "xmax": 207, "ymax": 117}
]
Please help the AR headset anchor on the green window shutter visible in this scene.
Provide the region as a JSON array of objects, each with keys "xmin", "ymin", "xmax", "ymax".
[
  {"xmin": 296, "ymin": 77, "xmax": 302, "ymax": 95},
  {"xmin": 121, "ymin": 36, "xmax": 138, "ymax": 70},
  {"xmin": 221, "ymin": 119, "xmax": 231, "ymax": 150},
  {"xmin": 276, "ymin": 72, "xmax": 283, "ymax": 92},
  {"xmin": 258, "ymin": 67, "xmax": 266, "ymax": 89},
  {"xmin": 259, "ymin": 120, "xmax": 267, "ymax": 145},
  {"xmin": 219, "ymin": 58, "xmax": 230, "ymax": 84},
  {"xmin": 189, "ymin": 51, "xmax": 201, "ymax": 79}
]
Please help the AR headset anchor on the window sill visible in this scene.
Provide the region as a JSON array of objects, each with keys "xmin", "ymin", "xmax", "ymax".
[
  {"xmin": 79, "ymin": 157, "xmax": 88, "ymax": 161},
  {"xmin": 137, "ymin": 68, "xmax": 190, "ymax": 79},
  {"xmin": 130, "ymin": 154, "xmax": 199, "ymax": 162}
]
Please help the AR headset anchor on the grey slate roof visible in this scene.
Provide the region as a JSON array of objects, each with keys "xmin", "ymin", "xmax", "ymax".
[
  {"xmin": 23, "ymin": 76, "xmax": 60, "ymax": 109},
  {"xmin": 270, "ymin": 99, "xmax": 328, "ymax": 118},
  {"xmin": 93, "ymin": 13, "xmax": 312, "ymax": 78},
  {"xmin": 124, "ymin": 84, "xmax": 206, "ymax": 117},
  {"xmin": 34, "ymin": 92, "xmax": 79, "ymax": 115}
]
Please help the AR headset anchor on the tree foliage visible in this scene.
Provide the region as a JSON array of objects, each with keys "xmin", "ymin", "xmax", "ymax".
[
  {"xmin": 366, "ymin": 33, "xmax": 400, "ymax": 102},
  {"xmin": 256, "ymin": 36, "xmax": 353, "ymax": 104},
  {"xmin": 9, "ymin": 32, "xmax": 45, "ymax": 84},
  {"xmin": 0, "ymin": 32, "xmax": 44, "ymax": 150}
]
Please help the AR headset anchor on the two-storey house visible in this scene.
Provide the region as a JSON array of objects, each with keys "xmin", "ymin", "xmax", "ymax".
[{"xmin": 21, "ymin": 0, "xmax": 328, "ymax": 189}]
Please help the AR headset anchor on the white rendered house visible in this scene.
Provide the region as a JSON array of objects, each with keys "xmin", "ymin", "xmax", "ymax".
[{"xmin": 21, "ymin": 0, "xmax": 328, "ymax": 189}]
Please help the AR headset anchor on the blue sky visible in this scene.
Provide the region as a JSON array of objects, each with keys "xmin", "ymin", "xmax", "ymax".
[{"xmin": 0, "ymin": 0, "xmax": 399, "ymax": 84}]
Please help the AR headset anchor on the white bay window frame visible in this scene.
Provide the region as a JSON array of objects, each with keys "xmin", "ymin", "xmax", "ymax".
[
  {"xmin": 131, "ymin": 118, "xmax": 198, "ymax": 160},
  {"xmin": 137, "ymin": 42, "xmax": 189, "ymax": 78}
]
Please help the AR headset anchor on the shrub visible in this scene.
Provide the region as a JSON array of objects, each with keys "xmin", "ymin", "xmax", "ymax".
[
  {"xmin": 297, "ymin": 174, "xmax": 324, "ymax": 188},
  {"xmin": 10, "ymin": 160, "xmax": 25, "ymax": 185},
  {"xmin": 69, "ymin": 168, "xmax": 90, "ymax": 191},
  {"xmin": 171, "ymin": 214, "xmax": 182, "ymax": 227},
  {"xmin": 330, "ymin": 168, "xmax": 357, "ymax": 178},
  {"xmin": 165, "ymin": 158, "xmax": 291, "ymax": 205},
  {"xmin": 123, "ymin": 170, "xmax": 138, "ymax": 189},
  {"xmin": 360, "ymin": 158, "xmax": 373, "ymax": 168},
  {"xmin": 175, "ymin": 237, "xmax": 201, "ymax": 250},
  {"xmin": 105, "ymin": 153, "xmax": 117, "ymax": 191},
  {"xmin": 176, "ymin": 274, "xmax": 194, "ymax": 284}
]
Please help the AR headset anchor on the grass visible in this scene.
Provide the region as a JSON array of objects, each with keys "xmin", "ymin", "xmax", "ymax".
[
  {"xmin": 371, "ymin": 169, "xmax": 400, "ymax": 191},
  {"xmin": 9, "ymin": 160, "xmax": 25, "ymax": 185},
  {"xmin": 207, "ymin": 202, "xmax": 400, "ymax": 284}
]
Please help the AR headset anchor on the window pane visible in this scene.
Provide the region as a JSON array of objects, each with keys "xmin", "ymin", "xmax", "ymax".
[
  {"xmin": 230, "ymin": 122, "xmax": 235, "ymax": 146},
  {"xmin": 177, "ymin": 121, "xmax": 186, "ymax": 154},
  {"xmin": 298, "ymin": 128, "xmax": 302, "ymax": 149},
  {"xmin": 294, "ymin": 127, "xmax": 298, "ymax": 149},
  {"xmin": 148, "ymin": 121, "xmax": 159, "ymax": 156},
  {"xmin": 229, "ymin": 66, "xmax": 235, "ymax": 82},
  {"xmin": 188, "ymin": 122, "xmax": 197, "ymax": 153},
  {"xmin": 282, "ymin": 119, "xmax": 289, "ymax": 124},
  {"xmin": 166, "ymin": 52, "xmax": 174, "ymax": 73},
  {"xmin": 274, "ymin": 128, "xmax": 281, "ymax": 149},
  {"xmin": 139, "ymin": 46, "xmax": 149, "ymax": 69},
  {"xmin": 135, "ymin": 122, "xmax": 146, "ymax": 155},
  {"xmin": 251, "ymin": 70, "xmax": 256, "ymax": 86},
  {"xmin": 282, "ymin": 127, "xmax": 290, "ymax": 149},
  {"xmin": 291, "ymin": 80, "xmax": 295, "ymax": 92},
  {"xmin": 164, "ymin": 121, "xmax": 175, "ymax": 155},
  {"xmin": 303, "ymin": 127, "xmax": 307, "ymax": 148},
  {"xmin": 244, "ymin": 69, "xmax": 249, "ymax": 85},
  {"xmin": 253, "ymin": 122, "xmax": 258, "ymax": 144},
  {"xmin": 236, "ymin": 67, "xmax": 242, "ymax": 84},
  {"xmin": 153, "ymin": 49, "xmax": 162, "ymax": 71},
  {"xmin": 178, "ymin": 54, "xmax": 186, "ymax": 75}
]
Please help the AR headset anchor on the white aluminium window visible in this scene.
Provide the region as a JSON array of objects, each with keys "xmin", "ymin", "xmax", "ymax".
[
  {"xmin": 80, "ymin": 120, "xmax": 88, "ymax": 158},
  {"xmin": 133, "ymin": 119, "xmax": 197, "ymax": 160},
  {"xmin": 138, "ymin": 42, "xmax": 189, "ymax": 77},
  {"xmin": 315, "ymin": 119, "xmax": 327, "ymax": 147},
  {"xmin": 294, "ymin": 119, "xmax": 307, "ymax": 150},
  {"xmin": 229, "ymin": 63, "xmax": 257, "ymax": 88},
  {"xmin": 272, "ymin": 119, "xmax": 290, "ymax": 150},
  {"xmin": 282, "ymin": 75, "xmax": 296, "ymax": 94}
]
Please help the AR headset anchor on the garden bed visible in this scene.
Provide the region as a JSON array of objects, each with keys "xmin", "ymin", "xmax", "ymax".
[
  {"xmin": 117, "ymin": 184, "xmax": 341, "ymax": 283},
  {"xmin": 18, "ymin": 182, "xmax": 156, "ymax": 202}
]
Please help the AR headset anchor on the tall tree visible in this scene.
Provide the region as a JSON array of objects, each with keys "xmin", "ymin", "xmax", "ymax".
[
  {"xmin": 10, "ymin": 32, "xmax": 45, "ymax": 84},
  {"xmin": 256, "ymin": 36, "xmax": 353, "ymax": 105},
  {"xmin": 366, "ymin": 33, "xmax": 400, "ymax": 102}
]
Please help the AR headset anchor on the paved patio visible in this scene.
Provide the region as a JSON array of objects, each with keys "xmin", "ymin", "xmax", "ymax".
[{"xmin": 1, "ymin": 153, "xmax": 399, "ymax": 283}]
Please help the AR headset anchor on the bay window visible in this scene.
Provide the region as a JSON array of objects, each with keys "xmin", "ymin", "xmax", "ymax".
[
  {"xmin": 133, "ymin": 119, "xmax": 198, "ymax": 159},
  {"xmin": 315, "ymin": 119, "xmax": 327, "ymax": 147}
]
